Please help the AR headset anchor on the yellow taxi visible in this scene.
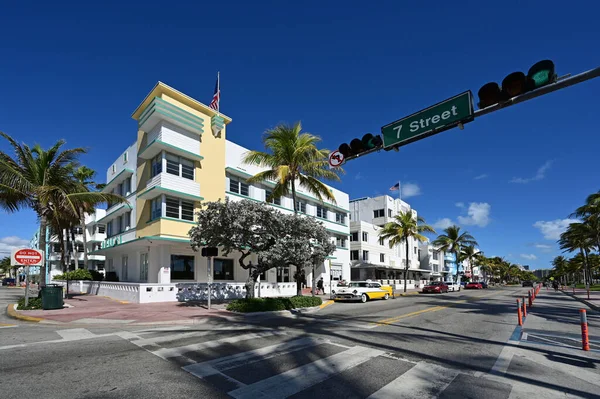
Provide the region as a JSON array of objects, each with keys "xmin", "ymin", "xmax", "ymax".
[{"xmin": 334, "ymin": 280, "xmax": 394, "ymax": 303}]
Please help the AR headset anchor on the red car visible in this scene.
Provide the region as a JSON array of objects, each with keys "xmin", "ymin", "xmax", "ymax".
[
  {"xmin": 465, "ymin": 282, "xmax": 483, "ymax": 289},
  {"xmin": 422, "ymin": 282, "xmax": 449, "ymax": 294}
]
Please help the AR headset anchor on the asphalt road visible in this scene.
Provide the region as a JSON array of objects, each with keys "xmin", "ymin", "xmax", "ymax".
[{"xmin": 1, "ymin": 286, "xmax": 599, "ymax": 398}]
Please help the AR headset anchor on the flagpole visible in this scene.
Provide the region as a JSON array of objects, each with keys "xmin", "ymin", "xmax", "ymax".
[
  {"xmin": 217, "ymin": 71, "xmax": 221, "ymax": 116},
  {"xmin": 398, "ymin": 180, "xmax": 401, "ymax": 201}
]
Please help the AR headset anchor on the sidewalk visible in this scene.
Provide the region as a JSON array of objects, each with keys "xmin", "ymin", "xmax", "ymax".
[{"xmin": 561, "ymin": 287, "xmax": 600, "ymax": 311}]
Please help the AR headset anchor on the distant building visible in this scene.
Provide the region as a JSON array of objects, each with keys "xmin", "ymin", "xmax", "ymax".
[
  {"xmin": 523, "ymin": 265, "xmax": 530, "ymax": 271},
  {"xmin": 533, "ymin": 269, "xmax": 551, "ymax": 280}
]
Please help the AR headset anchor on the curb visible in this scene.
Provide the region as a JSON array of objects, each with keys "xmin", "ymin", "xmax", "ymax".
[
  {"xmin": 396, "ymin": 292, "xmax": 420, "ymax": 297},
  {"xmin": 561, "ymin": 290, "xmax": 600, "ymax": 311},
  {"xmin": 228, "ymin": 305, "xmax": 322, "ymax": 318},
  {"xmin": 6, "ymin": 304, "xmax": 45, "ymax": 323},
  {"xmin": 319, "ymin": 300, "xmax": 334, "ymax": 309}
]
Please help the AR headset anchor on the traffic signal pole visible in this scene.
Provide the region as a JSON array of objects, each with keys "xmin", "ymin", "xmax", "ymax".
[{"xmin": 473, "ymin": 66, "xmax": 600, "ymax": 119}]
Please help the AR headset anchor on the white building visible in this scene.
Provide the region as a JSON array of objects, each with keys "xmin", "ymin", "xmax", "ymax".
[{"xmin": 418, "ymin": 243, "xmax": 447, "ymax": 282}]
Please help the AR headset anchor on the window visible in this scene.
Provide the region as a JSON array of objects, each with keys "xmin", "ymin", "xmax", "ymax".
[
  {"xmin": 362, "ymin": 250, "xmax": 369, "ymax": 261},
  {"xmin": 380, "ymin": 253, "xmax": 385, "ymax": 263},
  {"xmin": 181, "ymin": 200, "xmax": 194, "ymax": 221},
  {"xmin": 124, "ymin": 211, "xmax": 131, "ymax": 230},
  {"xmin": 97, "ymin": 224, "xmax": 106, "ymax": 234},
  {"xmin": 350, "ymin": 250, "xmax": 359, "ymax": 261},
  {"xmin": 316, "ymin": 205, "xmax": 327, "ymax": 218},
  {"xmin": 107, "ymin": 220, "xmax": 113, "ymax": 237},
  {"xmin": 151, "ymin": 154, "xmax": 162, "ymax": 177},
  {"xmin": 107, "ymin": 258, "xmax": 113, "ymax": 272},
  {"xmin": 122, "ymin": 256, "xmax": 128, "ymax": 281},
  {"xmin": 164, "ymin": 196, "xmax": 194, "ymax": 221},
  {"xmin": 151, "ymin": 197, "xmax": 162, "ymax": 220},
  {"xmin": 111, "ymin": 164, "xmax": 116, "ymax": 174},
  {"xmin": 140, "ymin": 253, "xmax": 148, "ymax": 281},
  {"xmin": 229, "ymin": 177, "xmax": 249, "ymax": 196},
  {"xmin": 166, "ymin": 153, "xmax": 194, "ymax": 180},
  {"xmin": 388, "ymin": 209, "xmax": 392, "ymax": 217},
  {"xmin": 433, "ymin": 251, "xmax": 439, "ymax": 260},
  {"xmin": 336, "ymin": 212, "xmax": 346, "ymax": 225},
  {"xmin": 214, "ymin": 258, "xmax": 234, "ymax": 280},
  {"xmin": 362, "ymin": 232, "xmax": 368, "ymax": 242},
  {"xmin": 265, "ymin": 189, "xmax": 281, "ymax": 205},
  {"xmin": 52, "ymin": 243, "xmax": 61, "ymax": 253},
  {"xmin": 296, "ymin": 201, "xmax": 306, "ymax": 213},
  {"xmin": 335, "ymin": 235, "xmax": 346, "ymax": 248},
  {"xmin": 120, "ymin": 177, "xmax": 131, "ymax": 196},
  {"xmin": 350, "ymin": 232, "xmax": 358, "ymax": 242},
  {"xmin": 166, "ymin": 197, "xmax": 179, "ymax": 218},
  {"xmin": 276, "ymin": 266, "xmax": 290, "ymax": 282},
  {"xmin": 72, "ymin": 226, "xmax": 83, "ymax": 235},
  {"xmin": 414, "ymin": 247, "xmax": 417, "ymax": 254},
  {"xmin": 123, "ymin": 152, "xmax": 128, "ymax": 163},
  {"xmin": 374, "ymin": 209, "xmax": 385, "ymax": 218},
  {"xmin": 74, "ymin": 243, "xmax": 84, "ymax": 252},
  {"xmin": 171, "ymin": 255, "xmax": 195, "ymax": 280},
  {"xmin": 379, "ymin": 237, "xmax": 384, "ymax": 246}
]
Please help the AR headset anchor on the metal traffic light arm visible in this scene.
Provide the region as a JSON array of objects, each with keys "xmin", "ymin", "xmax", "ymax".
[{"xmin": 474, "ymin": 66, "xmax": 600, "ymax": 119}]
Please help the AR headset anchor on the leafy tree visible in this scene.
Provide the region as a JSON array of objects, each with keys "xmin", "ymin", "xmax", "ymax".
[
  {"xmin": 242, "ymin": 122, "xmax": 342, "ymax": 213},
  {"xmin": 0, "ymin": 133, "xmax": 123, "ymax": 286},
  {"xmin": 0, "ymin": 256, "xmax": 10, "ymax": 276},
  {"xmin": 189, "ymin": 199, "xmax": 335, "ymax": 298},
  {"xmin": 432, "ymin": 225, "xmax": 477, "ymax": 284},
  {"xmin": 379, "ymin": 211, "xmax": 435, "ymax": 292}
]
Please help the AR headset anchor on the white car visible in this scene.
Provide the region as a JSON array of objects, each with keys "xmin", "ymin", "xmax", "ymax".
[
  {"xmin": 447, "ymin": 282, "xmax": 461, "ymax": 292},
  {"xmin": 334, "ymin": 281, "xmax": 394, "ymax": 303}
]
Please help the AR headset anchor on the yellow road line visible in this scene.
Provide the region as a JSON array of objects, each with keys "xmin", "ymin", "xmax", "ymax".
[{"xmin": 319, "ymin": 300, "xmax": 334, "ymax": 309}]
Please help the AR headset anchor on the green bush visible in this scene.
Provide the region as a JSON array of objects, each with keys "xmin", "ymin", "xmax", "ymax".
[
  {"xmin": 18, "ymin": 296, "xmax": 42, "ymax": 310},
  {"xmin": 53, "ymin": 269, "xmax": 93, "ymax": 281},
  {"xmin": 89, "ymin": 270, "xmax": 104, "ymax": 281},
  {"xmin": 226, "ymin": 296, "xmax": 323, "ymax": 313}
]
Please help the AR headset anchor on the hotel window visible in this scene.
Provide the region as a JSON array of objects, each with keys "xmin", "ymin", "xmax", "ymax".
[
  {"xmin": 151, "ymin": 154, "xmax": 162, "ymax": 177},
  {"xmin": 72, "ymin": 226, "xmax": 83, "ymax": 235},
  {"xmin": 277, "ymin": 266, "xmax": 290, "ymax": 282},
  {"xmin": 374, "ymin": 209, "xmax": 385, "ymax": 218},
  {"xmin": 335, "ymin": 212, "xmax": 346, "ymax": 224},
  {"xmin": 296, "ymin": 201, "xmax": 306, "ymax": 213},
  {"xmin": 122, "ymin": 256, "xmax": 128, "ymax": 281},
  {"xmin": 106, "ymin": 221, "xmax": 113, "ymax": 237},
  {"xmin": 388, "ymin": 209, "xmax": 392, "ymax": 217},
  {"xmin": 362, "ymin": 232, "xmax": 368, "ymax": 242},
  {"xmin": 96, "ymin": 224, "xmax": 106, "ymax": 234},
  {"xmin": 316, "ymin": 205, "xmax": 328, "ymax": 218},
  {"xmin": 336, "ymin": 236, "xmax": 346, "ymax": 248},
  {"xmin": 52, "ymin": 243, "xmax": 61, "ymax": 253},
  {"xmin": 433, "ymin": 251, "xmax": 439, "ymax": 260},
  {"xmin": 140, "ymin": 253, "xmax": 148, "ymax": 281},
  {"xmin": 111, "ymin": 164, "xmax": 116, "ymax": 174},
  {"xmin": 350, "ymin": 232, "xmax": 358, "ymax": 242},
  {"xmin": 171, "ymin": 255, "xmax": 195, "ymax": 280},
  {"xmin": 380, "ymin": 253, "xmax": 385, "ymax": 263},
  {"xmin": 165, "ymin": 196, "xmax": 194, "ymax": 221},
  {"xmin": 123, "ymin": 211, "xmax": 131, "ymax": 230},
  {"xmin": 414, "ymin": 247, "xmax": 417, "ymax": 254},
  {"xmin": 362, "ymin": 250, "xmax": 369, "ymax": 261},
  {"xmin": 265, "ymin": 189, "xmax": 281, "ymax": 205},
  {"xmin": 213, "ymin": 258, "xmax": 234, "ymax": 280},
  {"xmin": 151, "ymin": 197, "xmax": 162, "ymax": 220},
  {"xmin": 379, "ymin": 237, "xmax": 385, "ymax": 246},
  {"xmin": 229, "ymin": 177, "xmax": 249, "ymax": 196},
  {"xmin": 350, "ymin": 250, "xmax": 359, "ymax": 261},
  {"xmin": 123, "ymin": 152, "xmax": 128, "ymax": 163},
  {"xmin": 74, "ymin": 243, "xmax": 84, "ymax": 252},
  {"xmin": 166, "ymin": 153, "xmax": 194, "ymax": 180}
]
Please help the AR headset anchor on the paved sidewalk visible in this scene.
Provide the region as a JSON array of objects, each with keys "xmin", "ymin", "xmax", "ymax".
[{"xmin": 560, "ymin": 287, "xmax": 600, "ymax": 311}]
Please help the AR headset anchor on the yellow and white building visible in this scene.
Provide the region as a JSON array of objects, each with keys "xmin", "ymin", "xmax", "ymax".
[{"xmin": 90, "ymin": 82, "xmax": 350, "ymax": 302}]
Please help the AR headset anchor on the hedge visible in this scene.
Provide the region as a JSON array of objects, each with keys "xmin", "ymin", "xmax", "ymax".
[
  {"xmin": 18, "ymin": 296, "xmax": 42, "ymax": 310},
  {"xmin": 226, "ymin": 296, "xmax": 323, "ymax": 313},
  {"xmin": 53, "ymin": 269, "xmax": 93, "ymax": 281}
]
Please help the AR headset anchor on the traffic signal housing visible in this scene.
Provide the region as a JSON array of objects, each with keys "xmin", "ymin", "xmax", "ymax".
[
  {"xmin": 339, "ymin": 133, "xmax": 383, "ymax": 160},
  {"xmin": 477, "ymin": 60, "xmax": 557, "ymax": 109}
]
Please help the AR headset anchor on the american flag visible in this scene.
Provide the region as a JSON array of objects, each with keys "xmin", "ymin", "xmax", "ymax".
[
  {"xmin": 389, "ymin": 182, "xmax": 400, "ymax": 191},
  {"xmin": 209, "ymin": 74, "xmax": 220, "ymax": 111}
]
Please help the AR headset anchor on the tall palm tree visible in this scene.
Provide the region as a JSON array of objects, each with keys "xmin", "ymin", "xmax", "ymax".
[
  {"xmin": 379, "ymin": 211, "xmax": 435, "ymax": 292},
  {"xmin": 0, "ymin": 132, "xmax": 123, "ymax": 286},
  {"xmin": 460, "ymin": 245, "xmax": 482, "ymax": 280},
  {"xmin": 73, "ymin": 166, "xmax": 101, "ymax": 270},
  {"xmin": 242, "ymin": 122, "xmax": 342, "ymax": 213},
  {"xmin": 432, "ymin": 225, "xmax": 478, "ymax": 284},
  {"xmin": 559, "ymin": 222, "xmax": 594, "ymax": 285}
]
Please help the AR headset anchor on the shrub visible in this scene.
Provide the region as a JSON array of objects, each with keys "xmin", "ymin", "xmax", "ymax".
[
  {"xmin": 53, "ymin": 269, "xmax": 93, "ymax": 281},
  {"xmin": 89, "ymin": 270, "xmax": 104, "ymax": 281},
  {"xmin": 226, "ymin": 296, "xmax": 322, "ymax": 313},
  {"xmin": 105, "ymin": 271, "xmax": 119, "ymax": 282},
  {"xmin": 18, "ymin": 296, "xmax": 42, "ymax": 310}
]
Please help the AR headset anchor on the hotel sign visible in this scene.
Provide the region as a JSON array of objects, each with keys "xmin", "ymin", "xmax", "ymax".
[{"xmin": 102, "ymin": 236, "xmax": 121, "ymax": 249}]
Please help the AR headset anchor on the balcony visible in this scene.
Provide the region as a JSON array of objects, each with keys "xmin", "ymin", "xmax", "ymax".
[
  {"xmin": 138, "ymin": 97, "xmax": 204, "ymax": 136},
  {"xmin": 97, "ymin": 202, "xmax": 133, "ymax": 224},
  {"xmin": 88, "ymin": 232, "xmax": 106, "ymax": 243},
  {"xmin": 102, "ymin": 168, "xmax": 134, "ymax": 194},
  {"xmin": 137, "ymin": 172, "xmax": 203, "ymax": 202}
]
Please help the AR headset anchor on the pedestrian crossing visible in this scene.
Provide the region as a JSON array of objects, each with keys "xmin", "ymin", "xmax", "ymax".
[{"xmin": 126, "ymin": 328, "xmax": 514, "ymax": 398}]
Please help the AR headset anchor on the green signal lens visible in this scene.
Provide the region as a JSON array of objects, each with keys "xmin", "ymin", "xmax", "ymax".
[{"xmin": 527, "ymin": 60, "xmax": 556, "ymax": 88}]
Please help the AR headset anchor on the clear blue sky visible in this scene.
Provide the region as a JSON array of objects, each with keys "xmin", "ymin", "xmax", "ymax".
[{"xmin": 1, "ymin": 0, "xmax": 599, "ymax": 269}]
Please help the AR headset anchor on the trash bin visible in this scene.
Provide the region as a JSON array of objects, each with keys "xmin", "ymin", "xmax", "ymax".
[{"xmin": 41, "ymin": 284, "xmax": 64, "ymax": 310}]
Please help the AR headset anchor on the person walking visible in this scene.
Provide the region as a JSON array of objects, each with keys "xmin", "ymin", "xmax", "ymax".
[
  {"xmin": 552, "ymin": 280, "xmax": 559, "ymax": 292},
  {"xmin": 317, "ymin": 277, "xmax": 324, "ymax": 295}
]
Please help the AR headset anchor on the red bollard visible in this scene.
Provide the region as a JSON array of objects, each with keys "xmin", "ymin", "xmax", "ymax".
[
  {"xmin": 523, "ymin": 297, "xmax": 527, "ymax": 317},
  {"xmin": 528, "ymin": 291, "xmax": 533, "ymax": 307},
  {"xmin": 580, "ymin": 309, "xmax": 590, "ymax": 351},
  {"xmin": 517, "ymin": 299, "xmax": 523, "ymax": 326}
]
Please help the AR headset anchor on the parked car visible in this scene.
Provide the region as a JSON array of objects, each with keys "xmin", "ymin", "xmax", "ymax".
[
  {"xmin": 334, "ymin": 281, "xmax": 393, "ymax": 303},
  {"xmin": 479, "ymin": 281, "xmax": 489, "ymax": 289},
  {"xmin": 465, "ymin": 282, "xmax": 483, "ymax": 289},
  {"xmin": 422, "ymin": 281, "xmax": 449, "ymax": 294},
  {"xmin": 2, "ymin": 278, "xmax": 16, "ymax": 286},
  {"xmin": 447, "ymin": 282, "xmax": 461, "ymax": 292},
  {"xmin": 522, "ymin": 281, "xmax": 534, "ymax": 287}
]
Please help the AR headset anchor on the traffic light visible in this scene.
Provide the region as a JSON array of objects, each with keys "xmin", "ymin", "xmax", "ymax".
[
  {"xmin": 477, "ymin": 60, "xmax": 556, "ymax": 109},
  {"xmin": 338, "ymin": 133, "xmax": 383, "ymax": 159}
]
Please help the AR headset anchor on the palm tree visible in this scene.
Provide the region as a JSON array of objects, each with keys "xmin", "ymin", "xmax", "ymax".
[
  {"xmin": 0, "ymin": 132, "xmax": 123, "ymax": 286},
  {"xmin": 559, "ymin": 222, "xmax": 594, "ymax": 285},
  {"xmin": 379, "ymin": 211, "xmax": 435, "ymax": 292},
  {"xmin": 551, "ymin": 255, "xmax": 569, "ymax": 285},
  {"xmin": 73, "ymin": 166, "xmax": 101, "ymax": 270},
  {"xmin": 242, "ymin": 122, "xmax": 342, "ymax": 213},
  {"xmin": 432, "ymin": 225, "xmax": 478, "ymax": 284},
  {"xmin": 460, "ymin": 245, "xmax": 482, "ymax": 280}
]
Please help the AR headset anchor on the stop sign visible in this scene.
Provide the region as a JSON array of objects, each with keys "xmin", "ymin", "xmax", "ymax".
[{"xmin": 11, "ymin": 248, "xmax": 44, "ymax": 266}]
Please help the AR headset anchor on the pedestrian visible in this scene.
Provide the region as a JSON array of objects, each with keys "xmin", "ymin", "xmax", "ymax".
[
  {"xmin": 317, "ymin": 277, "xmax": 324, "ymax": 295},
  {"xmin": 552, "ymin": 280, "xmax": 559, "ymax": 292}
]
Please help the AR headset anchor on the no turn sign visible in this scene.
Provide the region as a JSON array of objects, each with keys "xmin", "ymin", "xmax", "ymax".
[
  {"xmin": 11, "ymin": 248, "xmax": 44, "ymax": 266},
  {"xmin": 328, "ymin": 150, "xmax": 344, "ymax": 168}
]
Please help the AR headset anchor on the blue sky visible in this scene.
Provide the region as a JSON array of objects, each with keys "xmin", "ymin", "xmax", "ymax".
[{"xmin": 1, "ymin": 0, "xmax": 599, "ymax": 268}]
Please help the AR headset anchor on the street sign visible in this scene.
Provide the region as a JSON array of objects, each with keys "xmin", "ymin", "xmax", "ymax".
[
  {"xmin": 11, "ymin": 248, "xmax": 44, "ymax": 266},
  {"xmin": 328, "ymin": 150, "xmax": 344, "ymax": 168},
  {"xmin": 381, "ymin": 91, "xmax": 475, "ymax": 149}
]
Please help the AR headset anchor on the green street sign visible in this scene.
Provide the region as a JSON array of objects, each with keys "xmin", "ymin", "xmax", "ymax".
[{"xmin": 381, "ymin": 91, "xmax": 475, "ymax": 149}]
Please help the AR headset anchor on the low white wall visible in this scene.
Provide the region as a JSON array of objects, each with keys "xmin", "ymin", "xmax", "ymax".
[
  {"xmin": 57, "ymin": 280, "xmax": 177, "ymax": 303},
  {"xmin": 177, "ymin": 282, "xmax": 298, "ymax": 302}
]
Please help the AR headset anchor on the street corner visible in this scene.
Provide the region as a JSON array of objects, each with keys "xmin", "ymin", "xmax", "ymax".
[
  {"xmin": 6, "ymin": 303, "xmax": 45, "ymax": 323},
  {"xmin": 319, "ymin": 300, "xmax": 335, "ymax": 309}
]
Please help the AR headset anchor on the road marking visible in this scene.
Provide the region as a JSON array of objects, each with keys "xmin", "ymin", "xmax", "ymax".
[
  {"xmin": 0, "ymin": 323, "xmax": 17, "ymax": 328},
  {"xmin": 319, "ymin": 300, "xmax": 334, "ymax": 309},
  {"xmin": 183, "ymin": 337, "xmax": 324, "ymax": 378},
  {"xmin": 57, "ymin": 328, "xmax": 96, "ymax": 341},
  {"xmin": 151, "ymin": 331, "xmax": 288, "ymax": 360},
  {"xmin": 490, "ymin": 329, "xmax": 521, "ymax": 376},
  {"xmin": 228, "ymin": 345, "xmax": 384, "ymax": 399},
  {"xmin": 375, "ymin": 305, "xmax": 449, "ymax": 326},
  {"xmin": 367, "ymin": 361, "xmax": 459, "ymax": 399}
]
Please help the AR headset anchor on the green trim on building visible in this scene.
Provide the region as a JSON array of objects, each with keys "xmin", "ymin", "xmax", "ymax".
[
  {"xmin": 137, "ymin": 186, "xmax": 204, "ymax": 201},
  {"xmin": 138, "ymin": 97, "xmax": 204, "ymax": 133},
  {"xmin": 146, "ymin": 216, "xmax": 197, "ymax": 225},
  {"xmin": 97, "ymin": 203, "xmax": 133, "ymax": 224},
  {"xmin": 104, "ymin": 168, "xmax": 135, "ymax": 188},
  {"xmin": 89, "ymin": 234, "xmax": 190, "ymax": 254},
  {"xmin": 138, "ymin": 139, "xmax": 205, "ymax": 161},
  {"xmin": 335, "ymin": 246, "xmax": 349, "ymax": 250}
]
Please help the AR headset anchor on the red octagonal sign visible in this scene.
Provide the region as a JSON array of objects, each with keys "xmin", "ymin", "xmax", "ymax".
[{"xmin": 12, "ymin": 248, "xmax": 44, "ymax": 266}]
